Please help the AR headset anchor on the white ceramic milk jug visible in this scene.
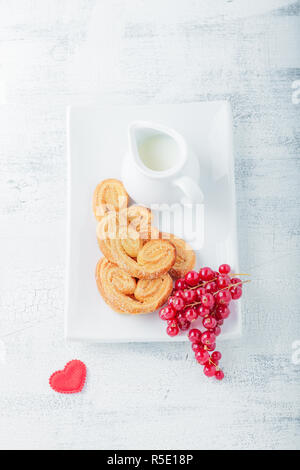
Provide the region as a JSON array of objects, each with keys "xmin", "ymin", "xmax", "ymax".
[{"xmin": 121, "ymin": 121, "xmax": 204, "ymax": 208}]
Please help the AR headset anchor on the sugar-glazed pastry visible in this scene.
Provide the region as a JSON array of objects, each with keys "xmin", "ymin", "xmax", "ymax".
[
  {"xmin": 162, "ymin": 233, "xmax": 196, "ymax": 279},
  {"xmin": 96, "ymin": 211, "xmax": 118, "ymax": 262},
  {"xmin": 96, "ymin": 208, "xmax": 176, "ymax": 279},
  {"xmin": 96, "ymin": 204, "xmax": 153, "ymax": 254},
  {"xmin": 96, "ymin": 258, "xmax": 173, "ymax": 314},
  {"xmin": 93, "ymin": 179, "xmax": 129, "ymax": 221},
  {"xmin": 96, "ymin": 206, "xmax": 151, "ymax": 263},
  {"xmin": 99, "ymin": 234, "xmax": 176, "ymax": 280},
  {"xmin": 126, "ymin": 205, "xmax": 153, "ymax": 235}
]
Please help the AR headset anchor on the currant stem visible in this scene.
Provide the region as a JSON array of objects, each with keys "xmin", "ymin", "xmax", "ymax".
[
  {"xmin": 189, "ymin": 277, "xmax": 218, "ymax": 290},
  {"xmin": 213, "ymin": 280, "xmax": 251, "ymax": 296},
  {"xmin": 209, "ymin": 359, "xmax": 219, "ymax": 370},
  {"xmin": 230, "ymin": 273, "xmax": 250, "ymax": 277},
  {"xmin": 185, "ymin": 280, "xmax": 250, "ymax": 308}
]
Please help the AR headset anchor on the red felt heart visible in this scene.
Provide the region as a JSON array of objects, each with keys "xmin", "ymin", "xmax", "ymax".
[{"xmin": 49, "ymin": 360, "xmax": 87, "ymax": 394}]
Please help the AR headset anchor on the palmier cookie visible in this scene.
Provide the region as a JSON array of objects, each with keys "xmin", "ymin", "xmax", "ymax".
[
  {"xmin": 126, "ymin": 205, "xmax": 153, "ymax": 234},
  {"xmin": 162, "ymin": 233, "xmax": 196, "ymax": 279},
  {"xmin": 99, "ymin": 235, "xmax": 176, "ymax": 280},
  {"xmin": 93, "ymin": 179, "xmax": 129, "ymax": 221},
  {"xmin": 96, "ymin": 258, "xmax": 173, "ymax": 314},
  {"xmin": 97, "ymin": 209, "xmax": 175, "ymax": 279},
  {"xmin": 96, "ymin": 206, "xmax": 155, "ymax": 262}
]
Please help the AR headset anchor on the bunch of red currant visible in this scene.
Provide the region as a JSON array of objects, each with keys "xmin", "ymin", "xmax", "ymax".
[{"xmin": 158, "ymin": 264, "xmax": 245, "ymax": 381}]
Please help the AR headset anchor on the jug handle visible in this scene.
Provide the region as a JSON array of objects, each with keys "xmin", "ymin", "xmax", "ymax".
[{"xmin": 173, "ymin": 176, "xmax": 204, "ymax": 204}]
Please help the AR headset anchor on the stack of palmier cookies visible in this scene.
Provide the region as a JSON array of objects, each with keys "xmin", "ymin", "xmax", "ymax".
[{"xmin": 93, "ymin": 179, "xmax": 196, "ymax": 315}]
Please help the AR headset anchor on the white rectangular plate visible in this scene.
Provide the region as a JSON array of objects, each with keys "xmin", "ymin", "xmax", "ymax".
[{"xmin": 66, "ymin": 101, "xmax": 240, "ymax": 342}]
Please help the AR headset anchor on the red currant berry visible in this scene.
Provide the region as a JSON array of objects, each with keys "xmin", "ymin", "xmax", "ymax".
[
  {"xmin": 201, "ymin": 331, "xmax": 216, "ymax": 345},
  {"xmin": 216, "ymin": 305, "xmax": 230, "ymax": 319},
  {"xmin": 211, "ymin": 351, "xmax": 222, "ymax": 362},
  {"xmin": 166, "ymin": 324, "xmax": 179, "ymax": 337},
  {"xmin": 199, "ymin": 267, "xmax": 214, "ymax": 281},
  {"xmin": 212, "ymin": 325, "xmax": 221, "ymax": 336},
  {"xmin": 173, "ymin": 290, "xmax": 185, "ymax": 300},
  {"xmin": 159, "ymin": 307, "xmax": 167, "ymax": 320},
  {"xmin": 230, "ymin": 285, "xmax": 242, "ymax": 300},
  {"xmin": 231, "ymin": 277, "xmax": 242, "ymax": 285},
  {"xmin": 215, "ymin": 290, "xmax": 232, "ymax": 305},
  {"xmin": 217, "ymin": 275, "xmax": 230, "ymax": 289},
  {"xmin": 205, "ymin": 342, "xmax": 216, "ymax": 351},
  {"xmin": 185, "ymin": 270, "xmax": 200, "ymax": 287},
  {"xmin": 202, "ymin": 316, "xmax": 217, "ymax": 329},
  {"xmin": 178, "ymin": 317, "xmax": 191, "ymax": 331},
  {"xmin": 201, "ymin": 293, "xmax": 215, "ymax": 309},
  {"xmin": 182, "ymin": 289, "xmax": 196, "ymax": 304},
  {"xmin": 188, "ymin": 328, "xmax": 202, "ymax": 343},
  {"xmin": 177, "ymin": 310, "xmax": 187, "ymax": 319},
  {"xmin": 197, "ymin": 305, "xmax": 210, "ymax": 318},
  {"xmin": 175, "ymin": 278, "xmax": 187, "ymax": 291},
  {"xmin": 195, "ymin": 349, "xmax": 210, "ymax": 365},
  {"xmin": 205, "ymin": 281, "xmax": 217, "ymax": 294},
  {"xmin": 195, "ymin": 287, "xmax": 206, "ymax": 301},
  {"xmin": 215, "ymin": 370, "xmax": 224, "ymax": 380},
  {"xmin": 191, "ymin": 290, "xmax": 197, "ymax": 302},
  {"xmin": 219, "ymin": 264, "xmax": 231, "ymax": 274},
  {"xmin": 172, "ymin": 296, "xmax": 186, "ymax": 311},
  {"xmin": 191, "ymin": 342, "xmax": 202, "ymax": 353},
  {"xmin": 159, "ymin": 306, "xmax": 176, "ymax": 320},
  {"xmin": 217, "ymin": 319, "xmax": 224, "ymax": 326},
  {"xmin": 185, "ymin": 307, "xmax": 198, "ymax": 321},
  {"xmin": 203, "ymin": 363, "xmax": 216, "ymax": 377}
]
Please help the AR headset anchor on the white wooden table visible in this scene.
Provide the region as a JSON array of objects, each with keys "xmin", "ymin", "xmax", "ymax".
[{"xmin": 0, "ymin": 0, "xmax": 299, "ymax": 450}]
